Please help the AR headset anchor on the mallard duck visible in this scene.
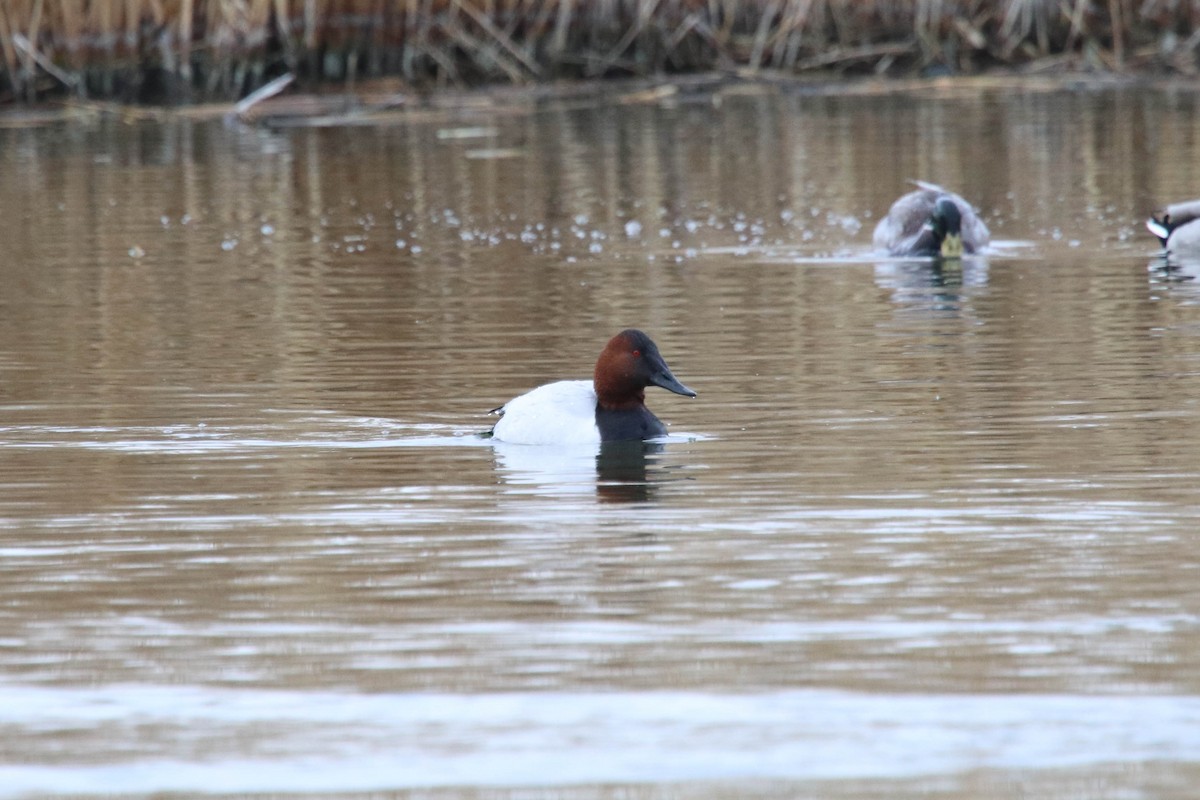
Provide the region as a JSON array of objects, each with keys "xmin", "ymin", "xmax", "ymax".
[
  {"xmin": 1147, "ymin": 199, "xmax": 1200, "ymax": 258},
  {"xmin": 873, "ymin": 181, "xmax": 990, "ymax": 258}
]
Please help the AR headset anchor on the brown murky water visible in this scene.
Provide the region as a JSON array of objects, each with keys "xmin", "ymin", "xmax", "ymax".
[{"xmin": 3, "ymin": 80, "xmax": 1200, "ymax": 798}]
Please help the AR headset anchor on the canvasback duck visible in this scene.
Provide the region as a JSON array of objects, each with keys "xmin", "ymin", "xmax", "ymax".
[
  {"xmin": 874, "ymin": 181, "xmax": 990, "ymax": 258},
  {"xmin": 489, "ymin": 329, "xmax": 696, "ymax": 445},
  {"xmin": 1147, "ymin": 199, "xmax": 1200, "ymax": 258}
]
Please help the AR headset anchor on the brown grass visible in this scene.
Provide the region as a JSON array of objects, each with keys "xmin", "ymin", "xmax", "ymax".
[{"xmin": 2, "ymin": 0, "xmax": 1200, "ymax": 103}]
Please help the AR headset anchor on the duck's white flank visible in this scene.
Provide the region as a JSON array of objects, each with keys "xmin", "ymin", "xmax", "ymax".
[{"xmin": 491, "ymin": 380, "xmax": 600, "ymax": 445}]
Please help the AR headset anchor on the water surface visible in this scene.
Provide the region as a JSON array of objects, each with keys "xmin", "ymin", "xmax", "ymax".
[{"xmin": 2, "ymin": 80, "xmax": 1200, "ymax": 798}]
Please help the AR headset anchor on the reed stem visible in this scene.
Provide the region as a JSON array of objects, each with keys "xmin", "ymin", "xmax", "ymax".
[{"xmin": 2, "ymin": 0, "xmax": 1196, "ymax": 104}]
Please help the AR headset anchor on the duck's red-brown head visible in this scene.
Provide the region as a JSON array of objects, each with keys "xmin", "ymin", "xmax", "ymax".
[{"xmin": 593, "ymin": 329, "xmax": 696, "ymax": 411}]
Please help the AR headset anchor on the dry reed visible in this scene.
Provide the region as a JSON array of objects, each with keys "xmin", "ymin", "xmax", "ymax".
[{"xmin": 2, "ymin": 0, "xmax": 1199, "ymax": 103}]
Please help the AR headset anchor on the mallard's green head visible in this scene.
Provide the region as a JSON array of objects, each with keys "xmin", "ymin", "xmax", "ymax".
[{"xmin": 932, "ymin": 197, "xmax": 964, "ymax": 258}]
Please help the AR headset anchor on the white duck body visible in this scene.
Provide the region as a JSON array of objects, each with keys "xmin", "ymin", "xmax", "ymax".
[{"xmin": 491, "ymin": 380, "xmax": 600, "ymax": 445}]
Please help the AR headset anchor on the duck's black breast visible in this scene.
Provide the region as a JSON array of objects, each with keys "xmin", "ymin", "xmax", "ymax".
[{"xmin": 595, "ymin": 404, "xmax": 668, "ymax": 442}]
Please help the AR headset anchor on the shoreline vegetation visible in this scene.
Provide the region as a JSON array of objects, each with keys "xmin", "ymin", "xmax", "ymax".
[{"xmin": 1, "ymin": 0, "xmax": 1198, "ymax": 110}]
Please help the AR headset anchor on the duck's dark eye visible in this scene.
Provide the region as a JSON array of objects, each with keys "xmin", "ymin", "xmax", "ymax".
[{"xmin": 632, "ymin": 350, "xmax": 640, "ymax": 357}]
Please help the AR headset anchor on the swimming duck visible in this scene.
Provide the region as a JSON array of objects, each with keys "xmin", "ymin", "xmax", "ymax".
[
  {"xmin": 489, "ymin": 329, "xmax": 696, "ymax": 445},
  {"xmin": 873, "ymin": 181, "xmax": 990, "ymax": 258},
  {"xmin": 1147, "ymin": 199, "xmax": 1200, "ymax": 258}
]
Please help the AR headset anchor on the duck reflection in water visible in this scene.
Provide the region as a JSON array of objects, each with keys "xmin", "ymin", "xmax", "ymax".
[
  {"xmin": 1147, "ymin": 255, "xmax": 1200, "ymax": 296},
  {"xmin": 490, "ymin": 439, "xmax": 669, "ymax": 504},
  {"xmin": 874, "ymin": 257, "xmax": 989, "ymax": 316},
  {"xmin": 595, "ymin": 440, "xmax": 663, "ymax": 503}
]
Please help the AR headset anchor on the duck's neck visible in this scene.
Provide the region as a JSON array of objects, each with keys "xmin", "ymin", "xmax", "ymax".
[{"xmin": 595, "ymin": 384, "xmax": 645, "ymax": 411}]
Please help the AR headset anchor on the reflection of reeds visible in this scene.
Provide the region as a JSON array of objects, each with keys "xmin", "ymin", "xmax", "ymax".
[{"xmin": 2, "ymin": 0, "xmax": 1198, "ymax": 103}]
